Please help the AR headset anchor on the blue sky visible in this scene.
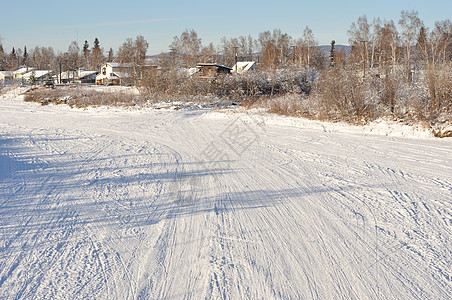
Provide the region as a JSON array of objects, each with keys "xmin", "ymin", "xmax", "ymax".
[{"xmin": 1, "ymin": 0, "xmax": 451, "ymax": 55}]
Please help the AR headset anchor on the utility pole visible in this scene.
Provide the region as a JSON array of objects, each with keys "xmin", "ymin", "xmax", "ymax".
[
  {"xmin": 329, "ymin": 40, "xmax": 335, "ymax": 68},
  {"xmin": 59, "ymin": 59, "xmax": 62, "ymax": 84},
  {"xmin": 233, "ymin": 46, "xmax": 238, "ymax": 72},
  {"xmin": 360, "ymin": 40, "xmax": 368, "ymax": 78},
  {"xmin": 170, "ymin": 47, "xmax": 176, "ymax": 68}
]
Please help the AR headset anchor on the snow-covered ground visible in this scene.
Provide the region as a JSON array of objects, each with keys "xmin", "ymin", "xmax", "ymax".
[{"xmin": 0, "ymin": 94, "xmax": 451, "ymax": 299}]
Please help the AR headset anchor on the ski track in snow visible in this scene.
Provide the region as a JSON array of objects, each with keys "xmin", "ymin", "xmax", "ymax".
[{"xmin": 0, "ymin": 96, "xmax": 451, "ymax": 299}]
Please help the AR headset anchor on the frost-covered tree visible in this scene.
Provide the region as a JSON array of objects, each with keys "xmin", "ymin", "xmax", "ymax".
[
  {"xmin": 118, "ymin": 36, "xmax": 148, "ymax": 65},
  {"xmin": 369, "ymin": 18, "xmax": 382, "ymax": 69},
  {"xmin": 117, "ymin": 36, "xmax": 149, "ymax": 85},
  {"xmin": 199, "ymin": 42, "xmax": 216, "ymax": 63},
  {"xmin": 218, "ymin": 36, "xmax": 239, "ymax": 66},
  {"xmin": 381, "ymin": 20, "xmax": 399, "ymax": 71},
  {"xmin": 295, "ymin": 26, "xmax": 318, "ymax": 68},
  {"xmin": 399, "ymin": 10, "xmax": 422, "ymax": 82},
  {"xmin": 258, "ymin": 29, "xmax": 292, "ymax": 70},
  {"xmin": 347, "ymin": 15, "xmax": 371, "ymax": 69},
  {"xmin": 430, "ymin": 20, "xmax": 452, "ymax": 65},
  {"xmin": 238, "ymin": 35, "xmax": 256, "ymax": 61},
  {"xmin": 66, "ymin": 41, "xmax": 81, "ymax": 81},
  {"xmin": 170, "ymin": 29, "xmax": 202, "ymax": 67}
]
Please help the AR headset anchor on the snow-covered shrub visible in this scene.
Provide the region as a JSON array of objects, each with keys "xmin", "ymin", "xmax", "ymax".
[
  {"xmin": 267, "ymin": 94, "xmax": 314, "ymax": 117},
  {"xmin": 140, "ymin": 67, "xmax": 315, "ymax": 103},
  {"xmin": 315, "ymin": 67, "xmax": 369, "ymax": 122},
  {"xmin": 425, "ymin": 63, "xmax": 452, "ymax": 116}
]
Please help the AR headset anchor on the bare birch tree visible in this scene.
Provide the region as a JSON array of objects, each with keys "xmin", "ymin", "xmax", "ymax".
[{"xmin": 399, "ymin": 10, "xmax": 422, "ymax": 82}]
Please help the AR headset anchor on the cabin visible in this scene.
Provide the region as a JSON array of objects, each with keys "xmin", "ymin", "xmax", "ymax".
[{"xmin": 197, "ymin": 63, "xmax": 232, "ymax": 77}]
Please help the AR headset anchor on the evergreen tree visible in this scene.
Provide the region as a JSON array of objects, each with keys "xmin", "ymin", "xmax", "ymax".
[
  {"xmin": 91, "ymin": 38, "xmax": 103, "ymax": 69},
  {"xmin": 44, "ymin": 72, "xmax": 54, "ymax": 88},
  {"xmin": 9, "ymin": 47, "xmax": 17, "ymax": 69},
  {"xmin": 107, "ymin": 47, "xmax": 114, "ymax": 62},
  {"xmin": 29, "ymin": 69, "xmax": 36, "ymax": 85},
  {"xmin": 83, "ymin": 40, "xmax": 90, "ymax": 58},
  {"xmin": 22, "ymin": 46, "xmax": 28, "ymax": 66},
  {"xmin": 0, "ymin": 44, "xmax": 5, "ymax": 70},
  {"xmin": 94, "ymin": 38, "xmax": 100, "ymax": 49}
]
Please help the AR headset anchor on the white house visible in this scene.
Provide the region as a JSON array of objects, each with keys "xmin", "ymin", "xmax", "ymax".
[{"xmin": 95, "ymin": 62, "xmax": 132, "ymax": 85}]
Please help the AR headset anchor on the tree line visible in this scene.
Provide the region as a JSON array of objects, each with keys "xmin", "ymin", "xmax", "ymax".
[
  {"xmin": 0, "ymin": 37, "xmax": 115, "ymax": 72},
  {"xmin": 1, "ymin": 10, "xmax": 451, "ymax": 75}
]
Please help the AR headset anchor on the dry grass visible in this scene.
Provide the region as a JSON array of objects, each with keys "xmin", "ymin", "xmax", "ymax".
[
  {"xmin": 24, "ymin": 87, "xmax": 146, "ymax": 108},
  {"xmin": 256, "ymin": 66, "xmax": 451, "ymax": 135}
]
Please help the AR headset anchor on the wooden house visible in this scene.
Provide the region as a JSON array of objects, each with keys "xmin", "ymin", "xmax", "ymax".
[{"xmin": 197, "ymin": 63, "xmax": 232, "ymax": 77}]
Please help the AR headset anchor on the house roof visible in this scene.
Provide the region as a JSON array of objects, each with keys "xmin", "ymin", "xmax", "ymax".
[
  {"xmin": 112, "ymin": 71, "xmax": 131, "ymax": 78},
  {"xmin": 22, "ymin": 70, "xmax": 52, "ymax": 79},
  {"xmin": 57, "ymin": 70, "xmax": 98, "ymax": 80},
  {"xmin": 13, "ymin": 67, "xmax": 36, "ymax": 75},
  {"xmin": 197, "ymin": 63, "xmax": 232, "ymax": 70},
  {"xmin": 231, "ymin": 61, "xmax": 256, "ymax": 73},
  {"xmin": 58, "ymin": 70, "xmax": 79, "ymax": 80},
  {"xmin": 0, "ymin": 71, "xmax": 14, "ymax": 77},
  {"xmin": 106, "ymin": 62, "xmax": 122, "ymax": 68},
  {"xmin": 78, "ymin": 70, "xmax": 98, "ymax": 78},
  {"xmin": 103, "ymin": 62, "xmax": 158, "ymax": 69}
]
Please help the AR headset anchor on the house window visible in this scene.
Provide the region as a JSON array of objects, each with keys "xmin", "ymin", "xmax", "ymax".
[{"xmin": 102, "ymin": 68, "xmax": 106, "ymax": 75}]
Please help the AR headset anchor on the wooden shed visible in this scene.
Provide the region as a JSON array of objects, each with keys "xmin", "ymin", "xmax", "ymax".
[{"xmin": 197, "ymin": 63, "xmax": 232, "ymax": 77}]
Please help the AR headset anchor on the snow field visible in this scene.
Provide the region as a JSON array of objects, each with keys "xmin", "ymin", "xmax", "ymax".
[{"xmin": 0, "ymin": 96, "xmax": 451, "ymax": 299}]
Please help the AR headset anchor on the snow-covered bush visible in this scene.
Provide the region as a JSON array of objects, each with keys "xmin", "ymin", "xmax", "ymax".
[
  {"xmin": 140, "ymin": 68, "xmax": 315, "ymax": 102},
  {"xmin": 314, "ymin": 67, "xmax": 369, "ymax": 122}
]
